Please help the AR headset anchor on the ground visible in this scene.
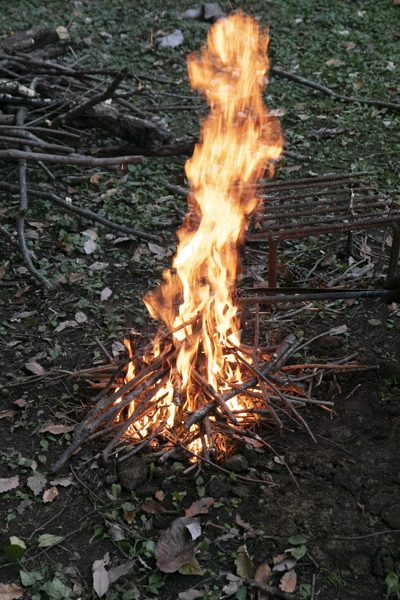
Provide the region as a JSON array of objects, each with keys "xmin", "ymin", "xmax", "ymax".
[{"xmin": 1, "ymin": 0, "xmax": 400, "ymax": 599}]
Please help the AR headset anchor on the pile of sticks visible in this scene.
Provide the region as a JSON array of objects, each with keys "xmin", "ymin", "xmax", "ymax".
[
  {"xmin": 0, "ymin": 23, "xmax": 199, "ymax": 289},
  {"xmin": 51, "ymin": 306, "xmax": 377, "ymax": 475}
]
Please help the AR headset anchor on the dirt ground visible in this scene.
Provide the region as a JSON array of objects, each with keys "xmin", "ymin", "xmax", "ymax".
[{"xmin": 1, "ymin": 0, "xmax": 400, "ymax": 599}]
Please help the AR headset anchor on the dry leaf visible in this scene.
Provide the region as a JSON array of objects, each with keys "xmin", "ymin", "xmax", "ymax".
[
  {"xmin": 272, "ymin": 555, "xmax": 297, "ymax": 572},
  {"xmin": 54, "ymin": 320, "xmax": 79, "ymax": 333},
  {"xmin": 0, "ymin": 476, "xmax": 19, "ymax": 494},
  {"xmin": 178, "ymin": 589, "xmax": 203, "ymax": 600},
  {"xmin": 92, "ymin": 555, "xmax": 110, "ymax": 598},
  {"xmin": 269, "ymin": 108, "xmax": 286, "ymax": 117},
  {"xmin": 41, "ymin": 422, "xmax": 75, "ymax": 435},
  {"xmin": 285, "ymin": 165, "xmax": 302, "ymax": 172},
  {"xmin": 50, "ymin": 477, "xmax": 75, "ymax": 487},
  {"xmin": 155, "ymin": 517, "xmax": 199, "ymax": 573},
  {"xmin": 0, "ymin": 582, "xmax": 23, "ymax": 600},
  {"xmin": 330, "ymin": 324, "xmax": 347, "ymax": 335},
  {"xmin": 243, "ymin": 436, "xmax": 263, "ymax": 448},
  {"xmin": 387, "ymin": 61, "xmax": 396, "ymax": 71},
  {"xmin": 25, "ymin": 362, "xmax": 45, "ymax": 376},
  {"xmin": 56, "ymin": 26, "xmax": 70, "ymax": 40},
  {"xmin": 27, "ymin": 473, "xmax": 47, "ymax": 496},
  {"xmin": 352, "ymin": 78, "xmax": 363, "ymax": 91},
  {"xmin": 124, "ymin": 509, "xmax": 136, "ymax": 523},
  {"xmin": 69, "ymin": 273, "xmax": 86, "ymax": 282},
  {"xmin": 15, "ymin": 286, "xmax": 30, "ymax": 298},
  {"xmin": 185, "ymin": 497, "xmax": 214, "ymax": 517},
  {"xmin": 255, "ymin": 561, "xmax": 272, "ymax": 600},
  {"xmin": 235, "ymin": 545, "xmax": 253, "ymax": 578},
  {"xmin": 342, "ymin": 41, "xmax": 355, "ymax": 51},
  {"xmin": 43, "ymin": 487, "xmax": 59, "ymax": 503},
  {"xmin": 0, "ymin": 409, "xmax": 17, "ymax": 419},
  {"xmin": 385, "ymin": 235, "xmax": 393, "ymax": 247},
  {"xmin": 90, "ymin": 173, "xmax": 104, "ymax": 185},
  {"xmin": 298, "ymin": 113, "xmax": 310, "ymax": 120},
  {"xmin": 142, "ymin": 499, "xmax": 165, "ymax": 514},
  {"xmin": 326, "ymin": 58, "xmax": 345, "ymax": 66},
  {"xmin": 155, "ymin": 490, "xmax": 165, "ymax": 502},
  {"xmin": 84, "ymin": 36, "xmax": 92, "ymax": 46},
  {"xmin": 101, "ymin": 287, "xmax": 112, "ymax": 302},
  {"xmin": 384, "ymin": 83, "xmax": 400, "ymax": 95},
  {"xmin": 235, "ymin": 514, "xmax": 252, "ymax": 530},
  {"xmin": 13, "ymin": 399, "xmax": 26, "ymax": 408},
  {"xmin": 108, "ymin": 560, "xmax": 136, "ymax": 584},
  {"xmin": 75, "ymin": 311, "xmax": 87, "ymax": 324},
  {"xmin": 84, "ymin": 238, "xmax": 96, "ymax": 254},
  {"xmin": 279, "ymin": 569, "xmax": 297, "ymax": 593}
]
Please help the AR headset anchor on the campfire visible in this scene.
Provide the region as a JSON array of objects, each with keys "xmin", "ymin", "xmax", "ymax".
[{"xmin": 52, "ymin": 12, "xmax": 374, "ymax": 476}]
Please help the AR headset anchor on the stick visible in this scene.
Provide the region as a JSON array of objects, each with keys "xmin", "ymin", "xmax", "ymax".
[
  {"xmin": 15, "ymin": 106, "xmax": 52, "ymax": 291},
  {"xmin": 52, "ymin": 68, "xmax": 128, "ymax": 127},
  {"xmin": 271, "ymin": 65, "xmax": 400, "ymax": 111},
  {"xmin": 0, "ymin": 148, "xmax": 146, "ymax": 166},
  {"xmin": 118, "ymin": 420, "xmax": 167, "ymax": 463},
  {"xmin": 191, "ymin": 369, "xmax": 239, "ymax": 426},
  {"xmin": 94, "ymin": 336, "xmax": 112, "ymax": 362},
  {"xmin": 0, "ymin": 181, "xmax": 161, "ymax": 242}
]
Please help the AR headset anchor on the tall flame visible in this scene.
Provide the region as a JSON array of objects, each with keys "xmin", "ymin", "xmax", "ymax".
[{"xmin": 145, "ymin": 12, "xmax": 283, "ymax": 407}]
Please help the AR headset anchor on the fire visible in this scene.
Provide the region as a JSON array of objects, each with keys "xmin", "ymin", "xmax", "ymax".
[
  {"xmin": 145, "ymin": 12, "xmax": 282, "ymax": 401},
  {"xmin": 122, "ymin": 11, "xmax": 283, "ymax": 450}
]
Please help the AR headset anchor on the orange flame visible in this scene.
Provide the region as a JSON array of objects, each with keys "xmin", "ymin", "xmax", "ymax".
[{"xmin": 144, "ymin": 12, "xmax": 283, "ymax": 411}]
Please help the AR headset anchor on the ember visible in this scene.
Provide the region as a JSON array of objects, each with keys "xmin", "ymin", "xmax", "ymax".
[{"xmin": 52, "ymin": 13, "xmax": 375, "ymax": 475}]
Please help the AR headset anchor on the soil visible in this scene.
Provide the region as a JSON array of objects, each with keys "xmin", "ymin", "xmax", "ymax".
[{"xmin": 1, "ymin": 277, "xmax": 400, "ymax": 599}]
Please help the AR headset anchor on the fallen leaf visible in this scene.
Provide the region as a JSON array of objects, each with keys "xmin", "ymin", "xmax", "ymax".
[
  {"xmin": 269, "ymin": 108, "xmax": 286, "ymax": 117},
  {"xmin": 108, "ymin": 560, "xmax": 136, "ymax": 584},
  {"xmin": 385, "ymin": 235, "xmax": 393, "ymax": 247},
  {"xmin": 255, "ymin": 561, "xmax": 272, "ymax": 600},
  {"xmin": 155, "ymin": 517, "xmax": 200, "ymax": 573},
  {"xmin": 0, "ymin": 409, "xmax": 17, "ymax": 419},
  {"xmin": 112, "ymin": 236, "xmax": 130, "ymax": 244},
  {"xmin": 342, "ymin": 41, "xmax": 355, "ymax": 51},
  {"xmin": 156, "ymin": 29, "xmax": 184, "ymax": 48},
  {"xmin": 27, "ymin": 473, "xmax": 47, "ymax": 496},
  {"xmin": 0, "ymin": 583, "xmax": 23, "ymax": 599},
  {"xmin": 101, "ymin": 287, "xmax": 112, "ymax": 302},
  {"xmin": 178, "ymin": 589, "xmax": 203, "ymax": 600},
  {"xmin": 13, "ymin": 399, "xmax": 26, "ymax": 408},
  {"xmin": 387, "ymin": 61, "xmax": 396, "ymax": 71},
  {"xmin": 89, "ymin": 261, "xmax": 108, "ymax": 271},
  {"xmin": 106, "ymin": 521, "xmax": 125, "ymax": 542},
  {"xmin": 368, "ymin": 318, "xmax": 382, "ymax": 326},
  {"xmin": 0, "ymin": 476, "xmax": 19, "ymax": 494},
  {"xmin": 148, "ymin": 243, "xmax": 171, "ymax": 258},
  {"xmin": 54, "ymin": 320, "xmax": 79, "ymax": 333},
  {"xmin": 285, "ymin": 165, "xmax": 302, "ymax": 172},
  {"xmin": 178, "ymin": 557, "xmax": 203, "ymax": 576},
  {"xmin": 326, "ymin": 58, "xmax": 345, "ymax": 66},
  {"xmin": 14, "ymin": 286, "xmax": 30, "ymax": 298},
  {"xmin": 25, "ymin": 362, "xmax": 45, "ymax": 376},
  {"xmin": 92, "ymin": 555, "xmax": 110, "ymax": 598},
  {"xmin": 90, "ymin": 173, "xmax": 104, "ymax": 185},
  {"xmin": 56, "ymin": 26, "xmax": 70, "ymax": 40},
  {"xmin": 9, "ymin": 537, "xmax": 25, "ymax": 550},
  {"xmin": 243, "ymin": 436, "xmax": 263, "ymax": 448},
  {"xmin": 185, "ymin": 497, "xmax": 214, "ymax": 517},
  {"xmin": 50, "ymin": 476, "xmax": 76, "ymax": 487},
  {"xmin": 41, "ymin": 423, "xmax": 75, "ymax": 435},
  {"xmin": 124, "ymin": 509, "xmax": 136, "ymax": 524},
  {"xmin": 272, "ymin": 555, "xmax": 297, "ymax": 572},
  {"xmin": 280, "ymin": 569, "xmax": 297, "ymax": 593},
  {"xmin": 37, "ymin": 533, "xmax": 64, "ymax": 548},
  {"xmin": 112, "ymin": 341, "xmax": 126, "ymax": 356},
  {"xmin": 330, "ymin": 324, "xmax": 347, "ymax": 335},
  {"xmin": 75, "ymin": 311, "xmax": 87, "ymax": 324},
  {"xmin": 69, "ymin": 273, "xmax": 86, "ymax": 282},
  {"xmin": 155, "ymin": 490, "xmax": 165, "ymax": 502},
  {"xmin": 43, "ymin": 487, "xmax": 59, "ymax": 503},
  {"xmin": 298, "ymin": 113, "xmax": 310, "ymax": 120},
  {"xmin": 142, "ymin": 499, "xmax": 165, "ymax": 514},
  {"xmin": 84, "ymin": 238, "xmax": 96, "ymax": 254},
  {"xmin": 235, "ymin": 545, "xmax": 253, "ymax": 578},
  {"xmin": 84, "ymin": 36, "xmax": 92, "ymax": 46},
  {"xmin": 384, "ymin": 83, "xmax": 400, "ymax": 95},
  {"xmin": 222, "ymin": 580, "xmax": 239, "ymax": 595},
  {"xmin": 352, "ymin": 78, "xmax": 363, "ymax": 91},
  {"xmin": 235, "ymin": 514, "xmax": 252, "ymax": 530}
]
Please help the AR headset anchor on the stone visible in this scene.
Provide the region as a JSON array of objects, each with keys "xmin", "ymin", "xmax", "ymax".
[
  {"xmin": 222, "ymin": 454, "xmax": 248, "ymax": 473},
  {"xmin": 383, "ymin": 504, "xmax": 400, "ymax": 529},
  {"xmin": 118, "ymin": 456, "xmax": 148, "ymax": 491}
]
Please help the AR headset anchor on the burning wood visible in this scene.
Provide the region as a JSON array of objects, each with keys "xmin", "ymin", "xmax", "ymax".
[{"xmin": 52, "ymin": 13, "xmax": 374, "ymax": 475}]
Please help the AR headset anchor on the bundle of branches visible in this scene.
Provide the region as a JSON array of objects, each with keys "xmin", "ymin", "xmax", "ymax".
[
  {"xmin": 0, "ymin": 23, "xmax": 199, "ymax": 290},
  {"xmin": 51, "ymin": 307, "xmax": 377, "ymax": 476}
]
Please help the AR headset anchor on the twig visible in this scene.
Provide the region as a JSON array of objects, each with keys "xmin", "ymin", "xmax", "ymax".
[
  {"xmin": 0, "ymin": 181, "xmax": 161, "ymax": 242},
  {"xmin": 337, "ymin": 529, "xmax": 400, "ymax": 540},
  {"xmin": 271, "ymin": 65, "xmax": 400, "ymax": 111},
  {"xmin": 52, "ymin": 67, "xmax": 128, "ymax": 127},
  {"xmin": 94, "ymin": 336, "xmax": 112, "ymax": 362},
  {"xmin": 0, "ymin": 148, "xmax": 146, "ymax": 166}
]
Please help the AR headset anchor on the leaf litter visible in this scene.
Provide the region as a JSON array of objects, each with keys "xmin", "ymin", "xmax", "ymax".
[{"xmin": 155, "ymin": 517, "xmax": 200, "ymax": 573}]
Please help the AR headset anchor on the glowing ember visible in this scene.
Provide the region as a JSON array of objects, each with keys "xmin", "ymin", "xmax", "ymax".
[{"xmin": 142, "ymin": 11, "xmax": 283, "ymax": 419}]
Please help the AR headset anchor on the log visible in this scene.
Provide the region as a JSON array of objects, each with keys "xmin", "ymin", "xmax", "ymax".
[
  {"xmin": 0, "ymin": 24, "xmax": 59, "ymax": 53},
  {"xmin": 75, "ymin": 103, "xmax": 175, "ymax": 150}
]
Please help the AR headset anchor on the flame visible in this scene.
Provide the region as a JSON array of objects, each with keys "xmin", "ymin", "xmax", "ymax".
[{"xmin": 145, "ymin": 12, "xmax": 282, "ymax": 408}]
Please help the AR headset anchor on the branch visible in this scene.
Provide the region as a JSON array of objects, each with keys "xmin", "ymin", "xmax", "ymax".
[
  {"xmin": 271, "ymin": 66, "xmax": 400, "ymax": 111},
  {"xmin": 52, "ymin": 67, "xmax": 129, "ymax": 128},
  {"xmin": 0, "ymin": 148, "xmax": 146, "ymax": 167},
  {"xmin": 0, "ymin": 181, "xmax": 162, "ymax": 242}
]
